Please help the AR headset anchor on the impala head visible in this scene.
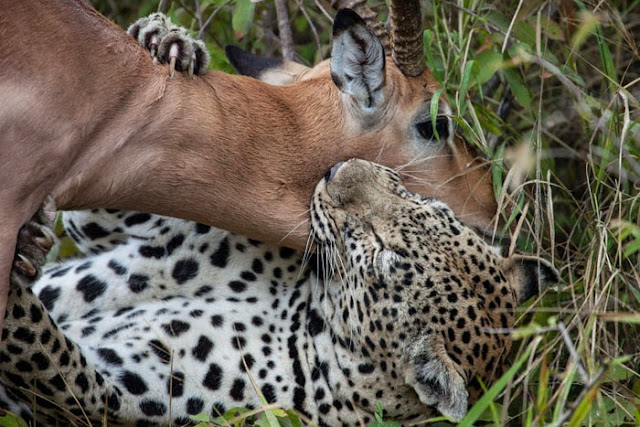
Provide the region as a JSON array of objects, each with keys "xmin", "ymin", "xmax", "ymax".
[{"xmin": 226, "ymin": 2, "xmax": 504, "ymax": 243}]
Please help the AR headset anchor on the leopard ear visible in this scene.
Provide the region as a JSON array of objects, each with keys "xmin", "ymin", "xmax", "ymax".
[
  {"xmin": 503, "ymin": 255, "xmax": 559, "ymax": 303},
  {"xmin": 404, "ymin": 337, "xmax": 468, "ymax": 421}
]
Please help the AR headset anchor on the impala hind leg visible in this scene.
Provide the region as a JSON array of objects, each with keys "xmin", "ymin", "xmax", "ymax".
[{"xmin": 128, "ymin": 13, "xmax": 210, "ymax": 77}]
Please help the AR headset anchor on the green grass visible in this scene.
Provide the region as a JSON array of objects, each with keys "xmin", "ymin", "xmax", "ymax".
[
  {"xmin": 427, "ymin": 2, "xmax": 640, "ymax": 426},
  {"xmin": 422, "ymin": 1, "xmax": 640, "ymax": 425}
]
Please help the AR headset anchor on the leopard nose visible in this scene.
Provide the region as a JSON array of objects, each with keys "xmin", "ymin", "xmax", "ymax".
[{"xmin": 325, "ymin": 161, "xmax": 345, "ymax": 181}]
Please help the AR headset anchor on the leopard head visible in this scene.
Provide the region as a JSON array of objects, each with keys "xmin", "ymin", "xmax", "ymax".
[{"xmin": 310, "ymin": 159, "xmax": 558, "ymax": 421}]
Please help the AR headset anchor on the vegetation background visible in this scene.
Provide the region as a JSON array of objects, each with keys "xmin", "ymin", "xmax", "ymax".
[{"xmin": 5, "ymin": 0, "xmax": 640, "ymax": 425}]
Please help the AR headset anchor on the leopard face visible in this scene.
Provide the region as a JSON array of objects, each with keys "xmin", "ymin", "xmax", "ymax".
[{"xmin": 311, "ymin": 159, "xmax": 557, "ymax": 420}]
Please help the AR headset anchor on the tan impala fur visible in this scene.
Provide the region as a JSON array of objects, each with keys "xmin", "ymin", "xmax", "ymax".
[{"xmin": 0, "ymin": 1, "xmax": 499, "ymax": 330}]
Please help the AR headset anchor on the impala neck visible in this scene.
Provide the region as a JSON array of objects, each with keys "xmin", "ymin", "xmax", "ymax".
[
  {"xmin": 53, "ymin": 71, "xmax": 357, "ymax": 249},
  {"xmin": 2, "ymin": 0, "xmax": 377, "ymax": 250}
]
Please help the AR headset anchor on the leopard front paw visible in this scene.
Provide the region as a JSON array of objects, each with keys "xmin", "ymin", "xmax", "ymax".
[
  {"xmin": 11, "ymin": 202, "xmax": 57, "ymax": 289},
  {"xmin": 128, "ymin": 12, "xmax": 210, "ymax": 77}
]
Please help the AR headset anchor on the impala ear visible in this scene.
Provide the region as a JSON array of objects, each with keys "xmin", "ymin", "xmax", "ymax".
[
  {"xmin": 225, "ymin": 45, "xmax": 310, "ymax": 85},
  {"xmin": 331, "ymin": 9, "xmax": 386, "ymax": 114},
  {"xmin": 503, "ymin": 255, "xmax": 559, "ymax": 303},
  {"xmin": 405, "ymin": 338, "xmax": 469, "ymax": 421}
]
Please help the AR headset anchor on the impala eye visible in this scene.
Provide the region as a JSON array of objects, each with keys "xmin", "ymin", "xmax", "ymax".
[{"xmin": 416, "ymin": 116, "xmax": 450, "ymax": 142}]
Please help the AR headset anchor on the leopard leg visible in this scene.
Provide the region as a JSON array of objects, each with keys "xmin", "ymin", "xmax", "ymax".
[
  {"xmin": 61, "ymin": 209, "xmax": 169, "ymax": 255},
  {"xmin": 0, "ymin": 234, "xmax": 16, "ymax": 342},
  {"xmin": 1, "ymin": 211, "xmax": 129, "ymax": 424},
  {"xmin": 128, "ymin": 12, "xmax": 210, "ymax": 76},
  {"xmin": 1, "ymin": 272, "xmax": 127, "ymax": 424},
  {"xmin": 0, "ymin": 202, "xmax": 55, "ymax": 340},
  {"xmin": 10, "ymin": 207, "xmax": 55, "ymax": 290}
]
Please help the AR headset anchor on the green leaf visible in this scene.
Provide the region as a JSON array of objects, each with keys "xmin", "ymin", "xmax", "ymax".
[
  {"xmin": 254, "ymin": 413, "xmax": 273, "ymax": 427},
  {"xmin": 207, "ymin": 44, "xmax": 236, "ymax": 73},
  {"xmin": 284, "ymin": 410, "xmax": 303, "ymax": 427},
  {"xmin": 570, "ymin": 11, "xmax": 599, "ymax": 49},
  {"xmin": 568, "ymin": 383, "xmax": 601, "ymax": 427},
  {"xmin": 367, "ymin": 403, "xmax": 402, "ymax": 427},
  {"xmin": 513, "ymin": 20, "xmax": 536, "ymax": 48},
  {"xmin": 502, "ymin": 67, "xmax": 532, "ymax": 108},
  {"xmin": 232, "ymin": 0, "xmax": 256, "ymax": 37},
  {"xmin": 457, "ymin": 60, "xmax": 475, "ymax": 116},
  {"xmin": 491, "ymin": 143, "xmax": 505, "ymax": 202},
  {"xmin": 473, "ymin": 51, "xmax": 503, "ymax": 86},
  {"xmin": 0, "ymin": 414, "xmax": 28, "ymax": 427},
  {"xmin": 474, "ymin": 103, "xmax": 505, "ymax": 136},
  {"xmin": 575, "ymin": 1, "xmax": 617, "ymax": 92},
  {"xmin": 269, "ymin": 409, "xmax": 288, "ymax": 418},
  {"xmin": 209, "ymin": 406, "xmax": 252, "ymax": 425},
  {"xmin": 423, "ymin": 30, "xmax": 443, "ymax": 84},
  {"xmin": 485, "ymin": 11, "xmax": 510, "ymax": 33},
  {"xmin": 539, "ymin": 17, "xmax": 565, "ymax": 41},
  {"xmin": 536, "ymin": 355, "xmax": 549, "ymax": 415},
  {"xmin": 629, "ymin": 285, "xmax": 640, "ymax": 305},
  {"xmin": 624, "ymin": 236, "xmax": 640, "ymax": 257},
  {"xmin": 553, "ymin": 364, "xmax": 579, "ymax": 421},
  {"xmin": 190, "ymin": 413, "xmax": 212, "ymax": 422},
  {"xmin": 430, "ymin": 88, "xmax": 444, "ymax": 141},
  {"xmin": 459, "ymin": 59, "xmax": 474, "ymax": 93},
  {"xmin": 202, "ymin": 0, "xmax": 228, "ymax": 7}
]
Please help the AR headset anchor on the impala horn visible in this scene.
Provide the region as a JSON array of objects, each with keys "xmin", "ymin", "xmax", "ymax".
[
  {"xmin": 332, "ymin": 0, "xmax": 425, "ymax": 77},
  {"xmin": 389, "ymin": 0, "xmax": 425, "ymax": 76}
]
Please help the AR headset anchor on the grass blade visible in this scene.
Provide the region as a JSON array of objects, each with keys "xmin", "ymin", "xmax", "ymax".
[{"xmin": 459, "ymin": 343, "xmax": 535, "ymax": 427}]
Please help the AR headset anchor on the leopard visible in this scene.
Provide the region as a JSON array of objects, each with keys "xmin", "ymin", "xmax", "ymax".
[{"xmin": 0, "ymin": 158, "xmax": 558, "ymax": 425}]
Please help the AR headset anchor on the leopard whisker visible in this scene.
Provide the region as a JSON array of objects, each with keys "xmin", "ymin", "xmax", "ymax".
[
  {"xmin": 393, "ymin": 150, "xmax": 450, "ymax": 173},
  {"xmin": 278, "ymin": 216, "xmax": 310, "ymax": 247},
  {"xmin": 299, "ymin": 229, "xmax": 317, "ymax": 279}
]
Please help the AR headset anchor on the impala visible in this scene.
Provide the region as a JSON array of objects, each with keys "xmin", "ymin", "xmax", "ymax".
[{"xmin": 1, "ymin": 0, "xmax": 500, "ymax": 330}]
